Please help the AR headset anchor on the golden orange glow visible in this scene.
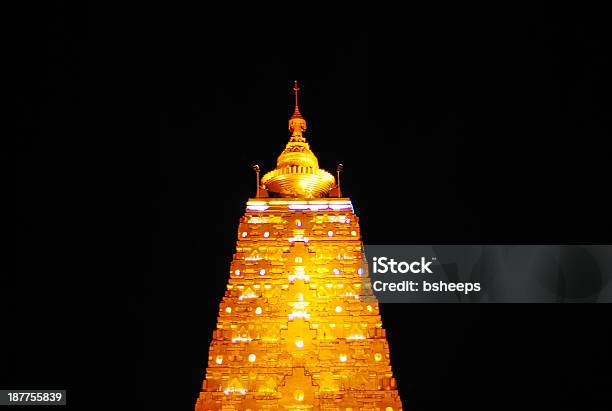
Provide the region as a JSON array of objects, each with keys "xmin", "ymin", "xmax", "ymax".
[
  {"xmin": 260, "ymin": 81, "xmax": 336, "ymax": 198},
  {"xmin": 194, "ymin": 82, "xmax": 403, "ymax": 411}
]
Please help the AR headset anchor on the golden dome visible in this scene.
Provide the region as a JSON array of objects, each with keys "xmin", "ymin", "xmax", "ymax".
[
  {"xmin": 276, "ymin": 143, "xmax": 319, "ymax": 170},
  {"xmin": 261, "ymin": 81, "xmax": 336, "ymax": 198}
]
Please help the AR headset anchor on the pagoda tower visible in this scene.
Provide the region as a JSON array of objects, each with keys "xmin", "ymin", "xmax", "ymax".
[{"xmin": 194, "ymin": 82, "xmax": 404, "ymax": 411}]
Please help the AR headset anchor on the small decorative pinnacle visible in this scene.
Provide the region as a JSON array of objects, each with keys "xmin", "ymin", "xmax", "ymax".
[
  {"xmin": 253, "ymin": 164, "xmax": 261, "ymax": 196},
  {"xmin": 336, "ymin": 164, "xmax": 344, "ymax": 197}
]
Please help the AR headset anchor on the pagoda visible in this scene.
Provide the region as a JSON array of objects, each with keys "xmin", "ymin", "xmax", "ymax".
[{"xmin": 194, "ymin": 81, "xmax": 404, "ymax": 411}]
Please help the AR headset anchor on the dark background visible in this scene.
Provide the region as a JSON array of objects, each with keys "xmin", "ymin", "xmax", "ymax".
[{"xmin": 10, "ymin": 4, "xmax": 612, "ymax": 411}]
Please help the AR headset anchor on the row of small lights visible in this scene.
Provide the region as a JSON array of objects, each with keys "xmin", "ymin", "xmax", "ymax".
[
  {"xmin": 241, "ymin": 230, "xmax": 358, "ymax": 238},
  {"xmin": 232, "ymin": 267, "xmax": 363, "ymax": 277},
  {"xmin": 233, "ymin": 269, "xmax": 267, "ymax": 276},
  {"xmin": 225, "ymin": 304, "xmax": 375, "ymax": 314},
  {"xmin": 228, "ymin": 283, "xmax": 365, "ymax": 291},
  {"xmin": 227, "ymin": 283, "xmax": 366, "ymax": 293},
  {"xmin": 214, "ymin": 351, "xmax": 384, "ymax": 365},
  {"xmin": 225, "ymin": 306, "xmax": 263, "ymax": 314},
  {"xmin": 225, "ymin": 306, "xmax": 337, "ymax": 313}
]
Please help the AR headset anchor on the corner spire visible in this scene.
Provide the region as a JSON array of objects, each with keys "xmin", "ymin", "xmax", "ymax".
[{"xmin": 288, "ymin": 80, "xmax": 307, "ymax": 142}]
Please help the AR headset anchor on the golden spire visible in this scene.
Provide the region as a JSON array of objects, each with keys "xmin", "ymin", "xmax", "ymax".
[
  {"xmin": 288, "ymin": 80, "xmax": 307, "ymax": 142},
  {"xmin": 291, "ymin": 80, "xmax": 303, "ymax": 119},
  {"xmin": 261, "ymin": 81, "xmax": 335, "ymax": 198}
]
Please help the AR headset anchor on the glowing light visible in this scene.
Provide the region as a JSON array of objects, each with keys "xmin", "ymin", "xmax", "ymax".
[
  {"xmin": 296, "ymin": 219, "xmax": 302, "ymax": 227},
  {"xmin": 386, "ymin": 407, "xmax": 393, "ymax": 411},
  {"xmin": 330, "ymin": 204, "xmax": 351, "ymax": 210},
  {"xmin": 288, "ymin": 271, "xmax": 310, "ymax": 282},
  {"xmin": 246, "ymin": 205, "xmax": 269, "ymax": 211},
  {"xmin": 248, "ymin": 354, "xmax": 256, "ymax": 362},
  {"xmin": 339, "ymin": 354, "xmax": 348, "ymax": 362},
  {"xmin": 239, "ymin": 289, "xmax": 257, "ymax": 300},
  {"xmin": 347, "ymin": 334, "xmax": 365, "ymax": 340},
  {"xmin": 223, "ymin": 387, "xmax": 247, "ymax": 395},
  {"xmin": 288, "ymin": 310, "xmax": 310, "ymax": 320},
  {"xmin": 288, "ymin": 204, "xmax": 309, "ymax": 210},
  {"xmin": 248, "ymin": 216, "xmax": 282, "ymax": 224},
  {"xmin": 225, "ymin": 307, "xmax": 232, "ymax": 313},
  {"xmin": 335, "ymin": 306, "xmax": 343, "ymax": 313},
  {"xmin": 288, "ymin": 235, "xmax": 309, "ymax": 243},
  {"xmin": 295, "ymin": 256, "xmax": 303, "ymax": 263},
  {"xmin": 327, "ymin": 230, "xmax": 334, "ymax": 237},
  {"xmin": 234, "ymin": 269, "xmax": 241, "ymax": 276},
  {"xmin": 333, "ymin": 268, "xmax": 340, "ymax": 275},
  {"xmin": 308, "ymin": 204, "xmax": 328, "ymax": 211},
  {"xmin": 291, "ymin": 302, "xmax": 308, "ymax": 310},
  {"xmin": 231, "ymin": 336, "xmax": 252, "ymax": 343},
  {"xmin": 255, "ymin": 307, "xmax": 262, "ymax": 315},
  {"xmin": 263, "ymin": 231, "xmax": 270, "ymax": 238},
  {"xmin": 351, "ymin": 230, "xmax": 357, "ymax": 236},
  {"xmin": 366, "ymin": 305, "xmax": 373, "ymax": 312},
  {"xmin": 295, "ymin": 339, "xmax": 304, "ymax": 348},
  {"xmin": 241, "ymin": 232, "xmax": 248, "ymax": 237},
  {"xmin": 294, "ymin": 390, "xmax": 304, "ymax": 401},
  {"xmin": 215, "ymin": 355, "xmax": 223, "ymax": 364},
  {"xmin": 259, "ymin": 269, "xmax": 266, "ymax": 276},
  {"xmin": 358, "ymin": 268, "xmax": 364, "ymax": 275},
  {"xmin": 374, "ymin": 353, "xmax": 383, "ymax": 362}
]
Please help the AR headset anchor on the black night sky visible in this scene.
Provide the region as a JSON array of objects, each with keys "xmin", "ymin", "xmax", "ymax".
[{"xmin": 10, "ymin": 5, "xmax": 612, "ymax": 411}]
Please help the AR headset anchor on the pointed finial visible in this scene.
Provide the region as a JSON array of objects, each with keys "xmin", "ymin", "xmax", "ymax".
[
  {"xmin": 291, "ymin": 80, "xmax": 303, "ymax": 119},
  {"xmin": 288, "ymin": 80, "xmax": 306, "ymax": 140}
]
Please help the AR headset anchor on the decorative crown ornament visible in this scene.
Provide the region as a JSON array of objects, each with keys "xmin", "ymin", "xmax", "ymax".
[{"xmin": 261, "ymin": 81, "xmax": 336, "ymax": 198}]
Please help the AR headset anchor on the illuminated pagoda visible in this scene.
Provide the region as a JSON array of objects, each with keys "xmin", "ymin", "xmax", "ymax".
[{"xmin": 195, "ymin": 81, "xmax": 403, "ymax": 411}]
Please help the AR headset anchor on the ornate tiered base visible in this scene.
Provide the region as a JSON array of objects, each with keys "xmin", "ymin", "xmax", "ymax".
[{"xmin": 194, "ymin": 199, "xmax": 403, "ymax": 411}]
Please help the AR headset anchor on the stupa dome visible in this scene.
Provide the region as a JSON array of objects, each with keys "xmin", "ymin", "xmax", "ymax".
[{"xmin": 261, "ymin": 81, "xmax": 335, "ymax": 198}]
